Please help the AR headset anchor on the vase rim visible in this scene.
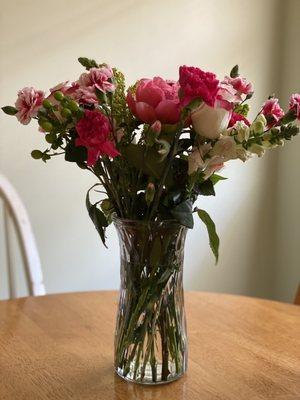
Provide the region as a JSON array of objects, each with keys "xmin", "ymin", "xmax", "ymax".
[{"xmin": 112, "ymin": 214, "xmax": 183, "ymax": 228}]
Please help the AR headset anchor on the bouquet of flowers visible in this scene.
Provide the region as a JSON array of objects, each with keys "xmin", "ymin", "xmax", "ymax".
[{"xmin": 2, "ymin": 58, "xmax": 299, "ymax": 384}]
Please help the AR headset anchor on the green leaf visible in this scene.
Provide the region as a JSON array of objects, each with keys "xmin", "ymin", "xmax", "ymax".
[
  {"xmin": 65, "ymin": 141, "xmax": 87, "ymax": 164},
  {"xmin": 2, "ymin": 106, "xmax": 18, "ymax": 115},
  {"xmin": 195, "ymin": 179, "xmax": 215, "ymax": 196},
  {"xmin": 230, "ymin": 64, "xmax": 239, "ymax": 78},
  {"xmin": 171, "ymin": 200, "xmax": 194, "ymax": 229},
  {"xmin": 210, "ymin": 174, "xmax": 227, "ymax": 185},
  {"xmin": 280, "ymin": 109, "xmax": 297, "ymax": 125},
  {"xmin": 149, "ymin": 236, "xmax": 162, "ymax": 266},
  {"xmin": 197, "ymin": 209, "xmax": 219, "ymax": 263},
  {"xmin": 78, "ymin": 57, "xmax": 98, "ymax": 70},
  {"xmin": 86, "ymin": 185, "xmax": 108, "ymax": 247},
  {"xmin": 122, "ymin": 143, "xmax": 166, "ymax": 179}
]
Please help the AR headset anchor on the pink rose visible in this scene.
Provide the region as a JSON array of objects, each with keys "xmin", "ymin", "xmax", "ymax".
[
  {"xmin": 261, "ymin": 98, "xmax": 284, "ymax": 126},
  {"xmin": 223, "ymin": 76, "xmax": 253, "ymax": 95},
  {"xmin": 75, "ymin": 110, "xmax": 119, "ymax": 166},
  {"xmin": 179, "ymin": 66, "xmax": 219, "ymax": 107},
  {"xmin": 289, "ymin": 93, "xmax": 300, "ymax": 120},
  {"xmin": 127, "ymin": 77, "xmax": 181, "ymax": 124},
  {"xmin": 15, "ymin": 87, "xmax": 45, "ymax": 124},
  {"xmin": 228, "ymin": 112, "xmax": 250, "ymax": 128}
]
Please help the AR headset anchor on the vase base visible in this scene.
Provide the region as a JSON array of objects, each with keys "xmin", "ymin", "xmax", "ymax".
[{"xmin": 115, "ymin": 367, "xmax": 186, "ymax": 385}]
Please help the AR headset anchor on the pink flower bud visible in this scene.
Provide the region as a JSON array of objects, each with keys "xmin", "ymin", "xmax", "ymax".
[{"xmin": 150, "ymin": 120, "xmax": 161, "ymax": 135}]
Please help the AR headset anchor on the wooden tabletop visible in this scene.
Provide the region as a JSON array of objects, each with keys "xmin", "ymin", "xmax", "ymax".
[{"xmin": 0, "ymin": 291, "xmax": 299, "ymax": 400}]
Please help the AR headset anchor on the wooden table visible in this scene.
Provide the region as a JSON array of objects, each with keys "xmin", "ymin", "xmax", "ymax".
[{"xmin": 0, "ymin": 292, "xmax": 299, "ymax": 399}]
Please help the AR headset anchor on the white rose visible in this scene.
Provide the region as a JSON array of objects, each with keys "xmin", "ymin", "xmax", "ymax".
[{"xmin": 191, "ymin": 103, "xmax": 231, "ymax": 139}]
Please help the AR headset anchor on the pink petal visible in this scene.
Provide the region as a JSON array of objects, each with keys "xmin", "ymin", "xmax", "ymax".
[
  {"xmin": 135, "ymin": 102, "xmax": 157, "ymax": 124},
  {"xmin": 155, "ymin": 100, "xmax": 180, "ymax": 124},
  {"xmin": 136, "ymin": 81, "xmax": 165, "ymax": 108},
  {"xmin": 126, "ymin": 91, "xmax": 136, "ymax": 114}
]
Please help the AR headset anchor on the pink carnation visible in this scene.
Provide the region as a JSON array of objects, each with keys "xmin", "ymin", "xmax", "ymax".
[
  {"xmin": 216, "ymin": 83, "xmax": 241, "ymax": 111},
  {"xmin": 289, "ymin": 93, "xmax": 300, "ymax": 120},
  {"xmin": 179, "ymin": 66, "xmax": 219, "ymax": 107},
  {"xmin": 76, "ymin": 67, "xmax": 115, "ymax": 104},
  {"xmin": 127, "ymin": 77, "xmax": 181, "ymax": 124},
  {"xmin": 228, "ymin": 112, "xmax": 250, "ymax": 128},
  {"xmin": 47, "ymin": 81, "xmax": 79, "ymax": 106},
  {"xmin": 15, "ymin": 87, "xmax": 45, "ymax": 125},
  {"xmin": 261, "ymin": 98, "xmax": 284, "ymax": 126},
  {"xmin": 223, "ymin": 76, "xmax": 253, "ymax": 95},
  {"xmin": 75, "ymin": 110, "xmax": 119, "ymax": 166}
]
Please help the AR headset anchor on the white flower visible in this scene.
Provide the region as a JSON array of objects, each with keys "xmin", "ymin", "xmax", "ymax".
[
  {"xmin": 235, "ymin": 144, "xmax": 252, "ymax": 161},
  {"xmin": 210, "ymin": 136, "xmax": 238, "ymax": 161},
  {"xmin": 233, "ymin": 121, "xmax": 250, "ymax": 142},
  {"xmin": 203, "ymin": 156, "xmax": 224, "ymax": 179},
  {"xmin": 191, "ymin": 103, "xmax": 231, "ymax": 140},
  {"xmin": 251, "ymin": 114, "xmax": 267, "ymax": 134},
  {"xmin": 249, "ymin": 143, "xmax": 265, "ymax": 157},
  {"xmin": 188, "ymin": 144, "xmax": 211, "ymax": 175}
]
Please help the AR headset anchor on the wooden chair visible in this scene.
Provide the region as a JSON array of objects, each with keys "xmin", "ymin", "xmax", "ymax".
[{"xmin": 0, "ymin": 174, "xmax": 45, "ymax": 299}]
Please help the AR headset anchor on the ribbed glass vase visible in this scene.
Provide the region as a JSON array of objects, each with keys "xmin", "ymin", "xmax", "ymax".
[{"xmin": 113, "ymin": 217, "xmax": 188, "ymax": 385}]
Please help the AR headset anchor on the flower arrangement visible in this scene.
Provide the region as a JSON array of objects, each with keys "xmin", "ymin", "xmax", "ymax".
[
  {"xmin": 2, "ymin": 58, "xmax": 299, "ymax": 384},
  {"xmin": 2, "ymin": 58, "xmax": 299, "ymax": 261}
]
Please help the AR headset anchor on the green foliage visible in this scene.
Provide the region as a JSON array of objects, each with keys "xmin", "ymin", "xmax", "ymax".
[
  {"xmin": 194, "ymin": 179, "xmax": 215, "ymax": 196},
  {"xmin": 2, "ymin": 106, "xmax": 18, "ymax": 115},
  {"xmin": 86, "ymin": 185, "xmax": 108, "ymax": 246},
  {"xmin": 280, "ymin": 123, "xmax": 299, "ymax": 140},
  {"xmin": 234, "ymin": 103, "xmax": 250, "ymax": 117},
  {"xmin": 280, "ymin": 109, "xmax": 297, "ymax": 125},
  {"xmin": 170, "ymin": 199, "xmax": 194, "ymax": 229},
  {"xmin": 122, "ymin": 143, "xmax": 166, "ymax": 179},
  {"xmin": 112, "ymin": 68, "xmax": 128, "ymax": 125},
  {"xmin": 197, "ymin": 209, "xmax": 219, "ymax": 263},
  {"xmin": 65, "ymin": 140, "xmax": 87, "ymax": 165},
  {"xmin": 210, "ymin": 174, "xmax": 227, "ymax": 185},
  {"xmin": 230, "ymin": 65, "xmax": 239, "ymax": 78},
  {"xmin": 78, "ymin": 57, "xmax": 99, "ymax": 70}
]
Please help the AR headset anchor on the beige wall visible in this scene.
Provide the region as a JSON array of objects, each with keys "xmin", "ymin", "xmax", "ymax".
[
  {"xmin": 275, "ymin": 0, "xmax": 300, "ymax": 301},
  {"xmin": 0, "ymin": 0, "xmax": 298, "ymax": 300}
]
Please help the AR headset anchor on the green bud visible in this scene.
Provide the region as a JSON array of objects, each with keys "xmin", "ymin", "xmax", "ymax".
[
  {"xmin": 54, "ymin": 91, "xmax": 64, "ymax": 101},
  {"xmin": 40, "ymin": 121, "xmax": 53, "ymax": 132},
  {"xmin": 31, "ymin": 150, "xmax": 43, "ymax": 159},
  {"xmin": 145, "ymin": 183, "xmax": 155, "ymax": 205},
  {"xmin": 230, "ymin": 64, "xmax": 239, "ymax": 78},
  {"xmin": 251, "ymin": 120, "xmax": 264, "ymax": 134},
  {"xmin": 42, "ymin": 99, "xmax": 53, "ymax": 109},
  {"xmin": 61, "ymin": 108, "xmax": 72, "ymax": 118},
  {"xmin": 67, "ymin": 100, "xmax": 79, "ymax": 112},
  {"xmin": 2, "ymin": 106, "xmax": 18, "ymax": 115},
  {"xmin": 45, "ymin": 133, "xmax": 57, "ymax": 143},
  {"xmin": 101, "ymin": 199, "xmax": 113, "ymax": 213}
]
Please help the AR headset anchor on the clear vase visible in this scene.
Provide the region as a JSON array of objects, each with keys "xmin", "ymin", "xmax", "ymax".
[{"xmin": 113, "ymin": 217, "xmax": 188, "ymax": 385}]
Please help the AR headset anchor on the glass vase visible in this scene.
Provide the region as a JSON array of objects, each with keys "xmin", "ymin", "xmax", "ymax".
[{"xmin": 113, "ymin": 217, "xmax": 188, "ymax": 385}]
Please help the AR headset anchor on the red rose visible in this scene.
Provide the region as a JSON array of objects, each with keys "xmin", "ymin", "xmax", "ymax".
[{"xmin": 75, "ymin": 110, "xmax": 119, "ymax": 166}]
